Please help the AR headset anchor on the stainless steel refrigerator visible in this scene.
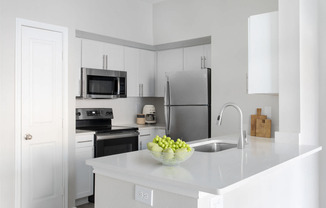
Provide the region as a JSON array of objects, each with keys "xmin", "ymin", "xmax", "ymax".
[{"xmin": 164, "ymin": 68, "xmax": 211, "ymax": 142}]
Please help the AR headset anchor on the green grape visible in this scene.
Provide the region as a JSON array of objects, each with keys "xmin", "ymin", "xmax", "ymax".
[{"xmin": 151, "ymin": 136, "xmax": 192, "ymax": 153}]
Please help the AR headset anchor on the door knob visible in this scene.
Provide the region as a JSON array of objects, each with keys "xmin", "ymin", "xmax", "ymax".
[{"xmin": 24, "ymin": 134, "xmax": 32, "ymax": 140}]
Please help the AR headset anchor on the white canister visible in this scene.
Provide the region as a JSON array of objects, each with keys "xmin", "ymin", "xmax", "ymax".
[{"xmin": 136, "ymin": 114, "xmax": 146, "ymax": 125}]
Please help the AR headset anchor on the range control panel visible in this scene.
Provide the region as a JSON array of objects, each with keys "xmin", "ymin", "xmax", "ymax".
[{"xmin": 76, "ymin": 108, "xmax": 114, "ymax": 120}]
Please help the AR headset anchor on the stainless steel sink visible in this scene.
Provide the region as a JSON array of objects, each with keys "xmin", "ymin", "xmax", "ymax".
[{"xmin": 194, "ymin": 142, "xmax": 237, "ymax": 153}]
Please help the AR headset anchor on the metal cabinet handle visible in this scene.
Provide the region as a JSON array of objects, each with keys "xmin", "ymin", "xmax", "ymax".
[
  {"xmin": 201, "ymin": 56, "xmax": 203, "ymax": 69},
  {"xmin": 203, "ymin": 56, "xmax": 207, "ymax": 69},
  {"xmin": 106, "ymin": 55, "xmax": 109, "ymax": 69},
  {"xmin": 24, "ymin": 134, "xmax": 32, "ymax": 140},
  {"xmin": 103, "ymin": 55, "xmax": 105, "ymax": 69}
]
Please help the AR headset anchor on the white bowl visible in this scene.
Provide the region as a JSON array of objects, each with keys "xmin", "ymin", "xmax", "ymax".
[{"xmin": 148, "ymin": 148, "xmax": 194, "ymax": 166}]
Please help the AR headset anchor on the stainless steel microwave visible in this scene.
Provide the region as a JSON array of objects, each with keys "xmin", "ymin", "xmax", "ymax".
[{"xmin": 81, "ymin": 68, "xmax": 127, "ymax": 99}]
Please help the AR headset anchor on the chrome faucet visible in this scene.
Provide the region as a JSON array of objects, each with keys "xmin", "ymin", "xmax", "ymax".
[{"xmin": 217, "ymin": 103, "xmax": 246, "ymax": 149}]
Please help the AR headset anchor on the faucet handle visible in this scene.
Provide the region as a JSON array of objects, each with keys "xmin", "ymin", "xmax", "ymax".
[
  {"xmin": 216, "ymin": 115, "xmax": 222, "ymax": 125},
  {"xmin": 243, "ymin": 130, "xmax": 248, "ymax": 144}
]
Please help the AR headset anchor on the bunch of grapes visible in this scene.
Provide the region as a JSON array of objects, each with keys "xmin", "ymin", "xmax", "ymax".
[{"xmin": 152, "ymin": 135, "xmax": 192, "ymax": 152}]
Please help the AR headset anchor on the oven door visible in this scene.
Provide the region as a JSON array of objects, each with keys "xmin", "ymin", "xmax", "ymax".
[{"xmin": 95, "ymin": 131, "xmax": 139, "ymax": 157}]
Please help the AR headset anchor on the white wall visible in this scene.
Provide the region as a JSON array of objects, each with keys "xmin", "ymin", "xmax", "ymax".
[
  {"xmin": 319, "ymin": 0, "xmax": 326, "ymax": 207},
  {"xmin": 277, "ymin": 0, "xmax": 320, "ymax": 207},
  {"xmin": 299, "ymin": 0, "xmax": 319, "ymax": 145},
  {"xmin": 278, "ymin": 0, "xmax": 300, "ymax": 136},
  {"xmin": 0, "ymin": 0, "xmax": 153, "ymax": 207},
  {"xmin": 153, "ymin": 0, "xmax": 279, "ymax": 138}
]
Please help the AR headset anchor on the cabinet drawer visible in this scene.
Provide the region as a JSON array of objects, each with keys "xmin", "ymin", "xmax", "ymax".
[
  {"xmin": 76, "ymin": 134, "xmax": 94, "ymax": 148},
  {"xmin": 138, "ymin": 129, "xmax": 151, "ymax": 136}
]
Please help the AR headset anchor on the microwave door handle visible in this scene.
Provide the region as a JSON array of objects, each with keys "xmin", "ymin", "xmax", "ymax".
[{"xmin": 117, "ymin": 77, "xmax": 120, "ymax": 96}]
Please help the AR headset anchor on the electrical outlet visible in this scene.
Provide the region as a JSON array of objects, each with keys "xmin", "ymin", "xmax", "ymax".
[{"xmin": 135, "ymin": 185, "xmax": 153, "ymax": 206}]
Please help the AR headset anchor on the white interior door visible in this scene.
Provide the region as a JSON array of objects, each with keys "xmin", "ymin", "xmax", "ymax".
[{"xmin": 20, "ymin": 25, "xmax": 64, "ymax": 208}]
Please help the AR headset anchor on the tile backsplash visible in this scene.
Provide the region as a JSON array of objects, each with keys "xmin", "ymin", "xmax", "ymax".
[{"xmin": 76, "ymin": 97, "xmax": 165, "ymax": 125}]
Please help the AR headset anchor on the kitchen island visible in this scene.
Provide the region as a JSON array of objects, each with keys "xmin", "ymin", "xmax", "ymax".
[{"xmin": 86, "ymin": 135, "xmax": 321, "ymax": 208}]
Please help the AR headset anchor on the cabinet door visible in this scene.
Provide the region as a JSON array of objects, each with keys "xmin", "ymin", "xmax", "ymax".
[
  {"xmin": 139, "ymin": 49, "xmax": 156, "ymax": 97},
  {"xmin": 184, "ymin": 45, "xmax": 211, "ymax": 71},
  {"xmin": 105, "ymin": 43, "xmax": 125, "ymax": 70},
  {"xmin": 203, "ymin": 44, "xmax": 211, "ymax": 69},
  {"xmin": 81, "ymin": 39, "xmax": 105, "ymax": 69},
  {"xmin": 138, "ymin": 129, "xmax": 151, "ymax": 150},
  {"xmin": 76, "ymin": 39, "xmax": 82, "ymax": 97},
  {"xmin": 156, "ymin": 48, "xmax": 184, "ymax": 97},
  {"xmin": 75, "ymin": 146, "xmax": 94, "ymax": 199},
  {"xmin": 124, "ymin": 47, "xmax": 139, "ymax": 97},
  {"xmin": 248, "ymin": 11, "xmax": 278, "ymax": 94},
  {"xmin": 183, "ymin": 45, "xmax": 205, "ymax": 71},
  {"xmin": 154, "ymin": 129, "xmax": 166, "ymax": 137}
]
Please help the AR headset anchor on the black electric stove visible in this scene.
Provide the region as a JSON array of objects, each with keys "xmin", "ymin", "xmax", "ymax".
[{"xmin": 76, "ymin": 108, "xmax": 139, "ymax": 203}]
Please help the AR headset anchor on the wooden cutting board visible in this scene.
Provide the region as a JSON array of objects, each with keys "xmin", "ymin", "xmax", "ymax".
[
  {"xmin": 250, "ymin": 108, "xmax": 267, "ymax": 136},
  {"xmin": 256, "ymin": 118, "xmax": 271, "ymax": 138}
]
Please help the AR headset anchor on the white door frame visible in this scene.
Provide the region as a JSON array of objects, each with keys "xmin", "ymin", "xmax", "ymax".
[{"xmin": 15, "ymin": 18, "xmax": 69, "ymax": 208}]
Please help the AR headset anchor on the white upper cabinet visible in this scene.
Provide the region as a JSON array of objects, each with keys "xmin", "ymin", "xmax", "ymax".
[
  {"xmin": 124, "ymin": 47, "xmax": 156, "ymax": 97},
  {"xmin": 81, "ymin": 39, "xmax": 104, "ymax": 69},
  {"xmin": 139, "ymin": 49, "xmax": 156, "ymax": 97},
  {"xmin": 124, "ymin": 47, "xmax": 139, "ymax": 97},
  {"xmin": 105, "ymin": 43, "xmax": 125, "ymax": 71},
  {"xmin": 248, "ymin": 11, "xmax": 278, "ymax": 94},
  {"xmin": 81, "ymin": 39, "xmax": 124, "ymax": 70},
  {"xmin": 156, "ymin": 48, "xmax": 184, "ymax": 97},
  {"xmin": 203, "ymin": 44, "xmax": 211, "ymax": 69},
  {"xmin": 183, "ymin": 44, "xmax": 211, "ymax": 71}
]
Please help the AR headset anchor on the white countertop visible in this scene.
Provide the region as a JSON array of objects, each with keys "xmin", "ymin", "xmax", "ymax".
[
  {"xmin": 75, "ymin": 129, "xmax": 95, "ymax": 135},
  {"xmin": 86, "ymin": 135, "xmax": 321, "ymax": 196}
]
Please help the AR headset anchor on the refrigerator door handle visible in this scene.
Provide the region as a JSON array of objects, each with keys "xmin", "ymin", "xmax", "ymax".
[
  {"xmin": 164, "ymin": 80, "xmax": 170, "ymax": 105},
  {"xmin": 164, "ymin": 80, "xmax": 171, "ymax": 135},
  {"xmin": 165, "ymin": 106, "xmax": 170, "ymax": 136}
]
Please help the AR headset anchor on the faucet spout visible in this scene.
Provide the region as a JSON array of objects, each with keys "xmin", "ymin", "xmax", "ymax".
[{"xmin": 217, "ymin": 103, "xmax": 245, "ymax": 149}]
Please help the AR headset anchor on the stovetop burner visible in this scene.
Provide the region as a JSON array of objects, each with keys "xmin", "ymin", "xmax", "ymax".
[{"xmin": 76, "ymin": 108, "xmax": 138, "ymax": 134}]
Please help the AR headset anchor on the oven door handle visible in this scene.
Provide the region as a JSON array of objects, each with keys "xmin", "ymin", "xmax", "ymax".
[{"xmin": 96, "ymin": 131, "xmax": 139, "ymax": 140}]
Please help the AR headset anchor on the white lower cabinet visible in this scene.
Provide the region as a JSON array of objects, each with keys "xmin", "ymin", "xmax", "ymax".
[
  {"xmin": 138, "ymin": 128, "xmax": 166, "ymax": 150},
  {"xmin": 138, "ymin": 129, "xmax": 152, "ymax": 150},
  {"xmin": 155, "ymin": 128, "xmax": 166, "ymax": 137},
  {"xmin": 75, "ymin": 133, "xmax": 94, "ymax": 199}
]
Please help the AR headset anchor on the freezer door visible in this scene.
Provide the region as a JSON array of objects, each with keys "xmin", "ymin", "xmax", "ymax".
[
  {"xmin": 167, "ymin": 69, "xmax": 210, "ymax": 105},
  {"xmin": 168, "ymin": 106, "xmax": 210, "ymax": 142}
]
